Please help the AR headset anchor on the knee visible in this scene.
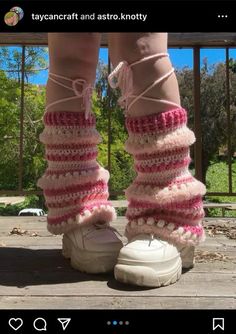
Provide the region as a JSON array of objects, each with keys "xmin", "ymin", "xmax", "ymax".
[
  {"xmin": 116, "ymin": 33, "xmax": 168, "ymax": 63},
  {"xmin": 48, "ymin": 33, "xmax": 100, "ymax": 73},
  {"xmin": 49, "ymin": 42, "xmax": 99, "ymax": 81}
]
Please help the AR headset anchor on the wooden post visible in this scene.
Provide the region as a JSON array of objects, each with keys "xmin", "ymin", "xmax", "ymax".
[
  {"xmin": 107, "ymin": 56, "xmax": 112, "ymax": 175},
  {"xmin": 193, "ymin": 47, "xmax": 203, "ymax": 182},
  {"xmin": 226, "ymin": 47, "xmax": 232, "ymax": 194},
  {"xmin": 18, "ymin": 45, "xmax": 25, "ymax": 192}
]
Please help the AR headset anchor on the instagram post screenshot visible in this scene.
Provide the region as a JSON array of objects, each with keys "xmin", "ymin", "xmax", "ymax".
[{"xmin": 0, "ymin": 0, "xmax": 235, "ymax": 332}]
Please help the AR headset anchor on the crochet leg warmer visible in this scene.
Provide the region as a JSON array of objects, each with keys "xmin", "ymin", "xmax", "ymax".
[
  {"xmin": 38, "ymin": 108, "xmax": 116, "ymax": 234},
  {"xmin": 124, "ymin": 107, "xmax": 206, "ymax": 246}
]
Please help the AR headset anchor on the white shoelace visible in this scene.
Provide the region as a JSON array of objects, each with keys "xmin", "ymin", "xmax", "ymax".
[{"xmin": 83, "ymin": 222, "xmax": 122, "ymax": 238}]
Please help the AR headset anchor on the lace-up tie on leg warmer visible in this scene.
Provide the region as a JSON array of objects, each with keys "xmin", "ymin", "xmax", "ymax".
[
  {"xmin": 108, "ymin": 53, "xmax": 206, "ymax": 246},
  {"xmin": 37, "ymin": 73, "xmax": 116, "ymax": 234}
]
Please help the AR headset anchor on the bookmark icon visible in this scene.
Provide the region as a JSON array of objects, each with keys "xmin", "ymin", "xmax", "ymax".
[
  {"xmin": 213, "ymin": 318, "xmax": 224, "ymax": 331},
  {"xmin": 57, "ymin": 318, "xmax": 71, "ymax": 331}
]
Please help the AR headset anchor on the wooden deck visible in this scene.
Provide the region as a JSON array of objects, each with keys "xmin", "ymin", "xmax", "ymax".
[{"xmin": 0, "ymin": 217, "xmax": 236, "ymax": 309}]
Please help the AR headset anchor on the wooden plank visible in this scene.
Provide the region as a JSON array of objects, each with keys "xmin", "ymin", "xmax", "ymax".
[
  {"xmin": 0, "ymin": 217, "xmax": 236, "ymax": 249},
  {"xmin": 96, "ymin": 200, "xmax": 236, "ymax": 209},
  {"xmin": 0, "ymin": 197, "xmax": 25, "ymax": 205},
  {"xmin": 203, "ymin": 218, "xmax": 236, "ymax": 225},
  {"xmin": 109, "ymin": 200, "xmax": 236, "ymax": 216},
  {"xmin": 203, "ymin": 203, "xmax": 234, "ymax": 208},
  {"xmin": 110, "ymin": 200, "xmax": 128, "ymax": 208},
  {"xmin": 1, "ymin": 296, "xmax": 236, "ymax": 309},
  {"xmin": 1, "ymin": 235, "xmax": 236, "ymax": 251},
  {"xmin": 0, "ymin": 217, "xmax": 48, "ymax": 223},
  {"xmin": 0, "ymin": 272, "xmax": 235, "ymax": 297},
  {"xmin": 169, "ymin": 33, "xmax": 236, "ymax": 47},
  {"xmin": 1, "ymin": 216, "xmax": 236, "ymax": 225},
  {"xmin": 1, "ymin": 33, "xmax": 236, "ymax": 47},
  {"xmin": 226, "ymin": 204, "xmax": 236, "ymax": 210},
  {"xmin": 1, "ymin": 217, "xmax": 236, "ymax": 232},
  {"xmin": 0, "ymin": 218, "xmax": 235, "ymax": 251},
  {"xmin": 0, "ymin": 246, "xmax": 235, "ymax": 274},
  {"xmin": 191, "ymin": 262, "xmax": 236, "ymax": 273}
]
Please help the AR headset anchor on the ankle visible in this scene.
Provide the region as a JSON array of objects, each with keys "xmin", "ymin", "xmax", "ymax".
[
  {"xmin": 46, "ymin": 80, "xmax": 85, "ymax": 112},
  {"xmin": 108, "ymin": 52, "xmax": 181, "ymax": 118},
  {"xmin": 130, "ymin": 58, "xmax": 181, "ymax": 117}
]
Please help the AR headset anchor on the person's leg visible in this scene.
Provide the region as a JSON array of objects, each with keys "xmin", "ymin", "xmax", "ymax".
[
  {"xmin": 46, "ymin": 33, "xmax": 100, "ymax": 112},
  {"xmin": 37, "ymin": 33, "xmax": 122, "ymax": 273},
  {"xmin": 108, "ymin": 33, "xmax": 181, "ymax": 116},
  {"xmin": 108, "ymin": 33, "xmax": 206, "ymax": 286}
]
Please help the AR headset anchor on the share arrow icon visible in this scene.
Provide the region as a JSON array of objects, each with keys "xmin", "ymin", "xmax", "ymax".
[{"xmin": 57, "ymin": 318, "xmax": 71, "ymax": 330}]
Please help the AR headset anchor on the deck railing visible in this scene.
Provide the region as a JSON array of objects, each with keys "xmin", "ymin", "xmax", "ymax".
[{"xmin": 0, "ymin": 33, "xmax": 236, "ymax": 198}]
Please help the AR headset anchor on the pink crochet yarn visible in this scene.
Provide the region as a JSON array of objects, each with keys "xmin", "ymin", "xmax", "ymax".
[
  {"xmin": 125, "ymin": 107, "xmax": 187, "ymax": 133},
  {"xmin": 37, "ymin": 73, "xmax": 117, "ymax": 234},
  {"xmin": 124, "ymin": 107, "xmax": 206, "ymax": 246},
  {"xmin": 38, "ymin": 110, "xmax": 116, "ymax": 234}
]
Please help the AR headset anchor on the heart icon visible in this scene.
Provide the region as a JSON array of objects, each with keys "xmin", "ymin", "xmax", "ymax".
[{"xmin": 8, "ymin": 318, "xmax": 23, "ymax": 331}]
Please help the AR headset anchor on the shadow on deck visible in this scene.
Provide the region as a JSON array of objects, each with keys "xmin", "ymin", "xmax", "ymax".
[{"xmin": 0, "ymin": 217, "xmax": 236, "ymax": 309}]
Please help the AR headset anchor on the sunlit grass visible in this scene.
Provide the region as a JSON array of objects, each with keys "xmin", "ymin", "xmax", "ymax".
[{"xmin": 206, "ymin": 160, "xmax": 236, "ymax": 217}]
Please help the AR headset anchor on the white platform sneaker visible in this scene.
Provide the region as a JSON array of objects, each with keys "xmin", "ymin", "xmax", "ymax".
[
  {"xmin": 62, "ymin": 223, "xmax": 123, "ymax": 274},
  {"xmin": 114, "ymin": 234, "xmax": 189, "ymax": 287}
]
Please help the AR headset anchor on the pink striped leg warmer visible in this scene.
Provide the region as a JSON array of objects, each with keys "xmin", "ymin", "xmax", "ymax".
[
  {"xmin": 37, "ymin": 111, "xmax": 116, "ymax": 234},
  {"xmin": 124, "ymin": 107, "xmax": 206, "ymax": 246}
]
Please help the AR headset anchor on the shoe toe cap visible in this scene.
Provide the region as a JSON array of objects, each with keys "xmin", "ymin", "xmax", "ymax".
[{"xmin": 118, "ymin": 236, "xmax": 179, "ymax": 262}]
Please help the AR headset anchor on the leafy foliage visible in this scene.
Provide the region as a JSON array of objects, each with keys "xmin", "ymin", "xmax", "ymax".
[
  {"xmin": 206, "ymin": 160, "xmax": 236, "ymax": 217},
  {"xmin": 0, "ymin": 70, "xmax": 21, "ymax": 189},
  {"xmin": 94, "ymin": 61, "xmax": 136, "ymax": 198},
  {"xmin": 0, "ymin": 46, "xmax": 48, "ymax": 83},
  {"xmin": 0, "ymin": 195, "xmax": 41, "ymax": 216},
  {"xmin": 176, "ymin": 62, "xmax": 236, "ymax": 184},
  {"xmin": 0, "ymin": 70, "xmax": 46, "ymax": 190}
]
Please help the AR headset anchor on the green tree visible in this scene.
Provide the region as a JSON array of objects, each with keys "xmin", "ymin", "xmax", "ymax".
[
  {"xmin": 177, "ymin": 62, "xmax": 236, "ymax": 185},
  {"xmin": 0, "ymin": 46, "xmax": 47, "ymax": 191},
  {"xmin": 229, "ymin": 57, "xmax": 236, "ymax": 74},
  {"xmin": 0, "ymin": 70, "xmax": 20, "ymax": 189},
  {"xmin": 0, "ymin": 46, "xmax": 48, "ymax": 83},
  {"xmin": 23, "ymin": 83, "xmax": 46, "ymax": 189},
  {"xmin": 0, "ymin": 71, "xmax": 46, "ymax": 190},
  {"xmin": 94, "ymin": 61, "xmax": 135, "ymax": 198}
]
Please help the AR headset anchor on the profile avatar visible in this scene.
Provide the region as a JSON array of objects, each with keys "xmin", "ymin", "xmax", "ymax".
[
  {"xmin": 10, "ymin": 7, "xmax": 24, "ymax": 20},
  {"xmin": 4, "ymin": 6, "xmax": 24, "ymax": 26}
]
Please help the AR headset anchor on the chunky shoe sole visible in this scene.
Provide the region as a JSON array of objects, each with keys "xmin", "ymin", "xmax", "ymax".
[
  {"xmin": 179, "ymin": 245, "xmax": 195, "ymax": 269},
  {"xmin": 114, "ymin": 245, "xmax": 194, "ymax": 287},
  {"xmin": 114, "ymin": 257, "xmax": 182, "ymax": 288},
  {"xmin": 62, "ymin": 234, "xmax": 120, "ymax": 274}
]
